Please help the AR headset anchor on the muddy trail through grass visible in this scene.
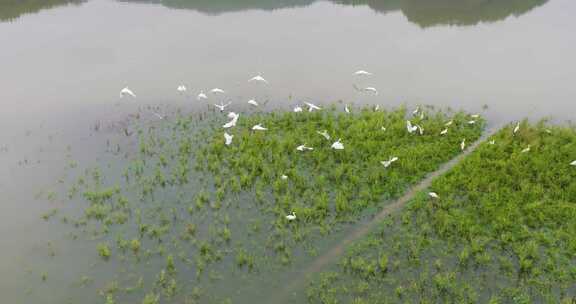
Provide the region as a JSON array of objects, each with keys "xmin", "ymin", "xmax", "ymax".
[{"xmin": 273, "ymin": 122, "xmax": 505, "ymax": 304}]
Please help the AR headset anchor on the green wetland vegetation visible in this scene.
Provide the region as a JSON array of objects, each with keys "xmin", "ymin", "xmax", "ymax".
[
  {"xmin": 307, "ymin": 121, "xmax": 576, "ymax": 304},
  {"xmin": 38, "ymin": 104, "xmax": 487, "ymax": 303}
]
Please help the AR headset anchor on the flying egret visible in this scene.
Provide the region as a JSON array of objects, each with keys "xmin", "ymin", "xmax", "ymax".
[
  {"xmin": 177, "ymin": 85, "xmax": 187, "ymax": 93},
  {"xmin": 345, "ymin": 105, "xmax": 350, "ymax": 113},
  {"xmin": 197, "ymin": 91, "xmax": 208, "ymax": 101},
  {"xmin": 353, "ymin": 70, "xmax": 372, "ymax": 76},
  {"xmin": 120, "ymin": 87, "xmax": 136, "ymax": 98},
  {"xmin": 317, "ymin": 130, "xmax": 331, "ymax": 140},
  {"xmin": 445, "ymin": 120, "xmax": 453, "ymax": 127},
  {"xmin": 247, "ymin": 99, "xmax": 259, "ymax": 107},
  {"xmin": 248, "ymin": 75, "xmax": 268, "ymax": 84},
  {"xmin": 440, "ymin": 128, "xmax": 448, "ymax": 135},
  {"xmin": 223, "ymin": 112, "xmax": 239, "ymax": 128},
  {"xmin": 570, "ymin": 160, "xmax": 576, "ymax": 166},
  {"xmin": 286, "ymin": 212, "xmax": 296, "ymax": 221},
  {"xmin": 252, "ymin": 124, "xmax": 268, "ymax": 131},
  {"xmin": 281, "ymin": 175, "xmax": 288, "ymax": 180},
  {"xmin": 460, "ymin": 139, "xmax": 466, "ymax": 151},
  {"xmin": 381, "ymin": 157, "xmax": 398, "ymax": 168},
  {"xmin": 513, "ymin": 122, "xmax": 520, "ymax": 135},
  {"xmin": 331, "ymin": 139, "xmax": 344, "ymax": 150},
  {"xmin": 293, "ymin": 106, "xmax": 303, "ymax": 113},
  {"xmin": 406, "ymin": 120, "xmax": 418, "ymax": 134},
  {"xmin": 304, "ymin": 102, "xmax": 321, "ymax": 112},
  {"xmin": 214, "ymin": 102, "xmax": 231, "ymax": 112},
  {"xmin": 296, "ymin": 144, "xmax": 313, "ymax": 151},
  {"xmin": 521, "ymin": 146, "xmax": 531, "ymax": 153},
  {"xmin": 362, "ymin": 87, "xmax": 378, "ymax": 95},
  {"xmin": 468, "ymin": 120, "xmax": 476, "ymax": 125},
  {"xmin": 224, "ymin": 132, "xmax": 233, "ymax": 146},
  {"xmin": 429, "ymin": 192, "xmax": 439, "ymax": 199},
  {"xmin": 211, "ymin": 88, "xmax": 226, "ymax": 94}
]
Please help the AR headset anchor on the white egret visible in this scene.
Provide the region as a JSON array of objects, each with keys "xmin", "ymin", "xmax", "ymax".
[
  {"xmin": 296, "ymin": 144, "xmax": 313, "ymax": 151},
  {"xmin": 417, "ymin": 125, "xmax": 424, "ymax": 135},
  {"xmin": 570, "ymin": 160, "xmax": 576, "ymax": 166},
  {"xmin": 317, "ymin": 130, "xmax": 331, "ymax": 140},
  {"xmin": 489, "ymin": 140, "xmax": 496, "ymax": 145},
  {"xmin": 374, "ymin": 104, "xmax": 380, "ymax": 111},
  {"xmin": 120, "ymin": 87, "xmax": 136, "ymax": 98},
  {"xmin": 545, "ymin": 129, "xmax": 552, "ymax": 134},
  {"xmin": 223, "ymin": 112, "xmax": 239, "ymax": 129},
  {"xmin": 345, "ymin": 105, "xmax": 350, "ymax": 113},
  {"xmin": 471, "ymin": 114, "xmax": 480, "ymax": 118},
  {"xmin": 248, "ymin": 75, "xmax": 268, "ymax": 84},
  {"xmin": 429, "ymin": 192, "xmax": 439, "ymax": 199},
  {"xmin": 460, "ymin": 139, "xmax": 466, "ymax": 151},
  {"xmin": 468, "ymin": 120, "xmax": 476, "ymax": 125},
  {"xmin": 412, "ymin": 106, "xmax": 420, "ymax": 115},
  {"xmin": 521, "ymin": 146, "xmax": 531, "ymax": 153},
  {"xmin": 224, "ymin": 132, "xmax": 233, "ymax": 146},
  {"xmin": 406, "ymin": 120, "xmax": 418, "ymax": 134},
  {"xmin": 214, "ymin": 102, "xmax": 231, "ymax": 112},
  {"xmin": 445, "ymin": 120, "xmax": 453, "ymax": 127},
  {"xmin": 440, "ymin": 128, "xmax": 448, "ymax": 135},
  {"xmin": 252, "ymin": 124, "xmax": 268, "ymax": 131},
  {"xmin": 211, "ymin": 88, "xmax": 226, "ymax": 94},
  {"xmin": 362, "ymin": 87, "xmax": 378, "ymax": 95},
  {"xmin": 331, "ymin": 139, "xmax": 344, "ymax": 150},
  {"xmin": 353, "ymin": 70, "xmax": 372, "ymax": 76},
  {"xmin": 177, "ymin": 85, "xmax": 187, "ymax": 93},
  {"xmin": 197, "ymin": 91, "xmax": 208, "ymax": 100},
  {"xmin": 293, "ymin": 106, "xmax": 303, "ymax": 113},
  {"xmin": 381, "ymin": 157, "xmax": 398, "ymax": 168},
  {"xmin": 286, "ymin": 212, "xmax": 296, "ymax": 221},
  {"xmin": 247, "ymin": 99, "xmax": 259, "ymax": 107},
  {"xmin": 304, "ymin": 102, "xmax": 322, "ymax": 112},
  {"xmin": 281, "ymin": 175, "xmax": 288, "ymax": 180},
  {"xmin": 381, "ymin": 126, "xmax": 386, "ymax": 131},
  {"xmin": 513, "ymin": 122, "xmax": 520, "ymax": 135},
  {"xmin": 419, "ymin": 112, "xmax": 425, "ymax": 120}
]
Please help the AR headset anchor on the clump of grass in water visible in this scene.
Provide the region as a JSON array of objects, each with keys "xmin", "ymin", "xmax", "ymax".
[{"xmin": 307, "ymin": 121, "xmax": 576, "ymax": 303}]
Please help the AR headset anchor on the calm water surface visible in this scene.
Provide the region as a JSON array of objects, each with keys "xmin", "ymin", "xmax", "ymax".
[{"xmin": 1, "ymin": 0, "xmax": 575, "ymax": 303}]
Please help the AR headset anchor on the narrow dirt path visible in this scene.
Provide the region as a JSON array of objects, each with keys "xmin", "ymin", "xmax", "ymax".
[{"xmin": 272, "ymin": 124, "xmax": 504, "ymax": 304}]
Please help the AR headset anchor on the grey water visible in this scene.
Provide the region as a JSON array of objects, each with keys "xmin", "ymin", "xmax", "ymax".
[{"xmin": 1, "ymin": 0, "xmax": 575, "ymax": 303}]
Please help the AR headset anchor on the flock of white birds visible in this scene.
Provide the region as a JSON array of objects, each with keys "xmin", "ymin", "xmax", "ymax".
[{"xmin": 118, "ymin": 72, "xmax": 576, "ymax": 221}]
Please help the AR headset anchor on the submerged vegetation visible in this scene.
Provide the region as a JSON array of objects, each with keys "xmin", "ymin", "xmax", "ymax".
[
  {"xmin": 37, "ymin": 104, "xmax": 485, "ymax": 303},
  {"xmin": 307, "ymin": 121, "xmax": 576, "ymax": 303}
]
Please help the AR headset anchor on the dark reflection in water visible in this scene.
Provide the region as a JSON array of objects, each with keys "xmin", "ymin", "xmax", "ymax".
[
  {"xmin": 120, "ymin": 0, "xmax": 548, "ymax": 27},
  {"xmin": 0, "ymin": 0, "xmax": 84, "ymax": 22},
  {"xmin": 3, "ymin": 0, "xmax": 548, "ymax": 28}
]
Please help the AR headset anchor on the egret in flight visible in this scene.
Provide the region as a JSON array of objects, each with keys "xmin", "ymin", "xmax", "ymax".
[
  {"xmin": 353, "ymin": 70, "xmax": 372, "ymax": 76},
  {"xmin": 317, "ymin": 130, "xmax": 330, "ymax": 140},
  {"xmin": 428, "ymin": 192, "xmax": 439, "ymax": 199},
  {"xmin": 445, "ymin": 120, "xmax": 453, "ymax": 127},
  {"xmin": 381, "ymin": 157, "xmax": 398, "ymax": 168},
  {"xmin": 331, "ymin": 139, "xmax": 344, "ymax": 150},
  {"xmin": 177, "ymin": 85, "xmax": 187, "ymax": 93},
  {"xmin": 468, "ymin": 120, "xmax": 476, "ymax": 125},
  {"xmin": 571, "ymin": 160, "xmax": 576, "ymax": 166},
  {"xmin": 440, "ymin": 128, "xmax": 448, "ymax": 135},
  {"xmin": 296, "ymin": 144, "xmax": 313, "ymax": 151},
  {"xmin": 214, "ymin": 102, "xmax": 231, "ymax": 112},
  {"xmin": 248, "ymin": 75, "xmax": 268, "ymax": 84},
  {"xmin": 120, "ymin": 87, "xmax": 136, "ymax": 98},
  {"xmin": 211, "ymin": 88, "xmax": 226, "ymax": 94},
  {"xmin": 286, "ymin": 212, "xmax": 296, "ymax": 221},
  {"xmin": 252, "ymin": 124, "xmax": 268, "ymax": 131},
  {"xmin": 197, "ymin": 91, "xmax": 208, "ymax": 100},
  {"xmin": 223, "ymin": 112, "xmax": 239, "ymax": 128},
  {"xmin": 224, "ymin": 132, "xmax": 233, "ymax": 146},
  {"xmin": 247, "ymin": 99, "xmax": 259, "ymax": 107},
  {"xmin": 471, "ymin": 114, "xmax": 480, "ymax": 118},
  {"xmin": 281, "ymin": 175, "xmax": 288, "ymax": 180},
  {"xmin": 362, "ymin": 87, "xmax": 378, "ymax": 95},
  {"xmin": 293, "ymin": 105, "xmax": 303, "ymax": 113},
  {"xmin": 304, "ymin": 102, "xmax": 321, "ymax": 112}
]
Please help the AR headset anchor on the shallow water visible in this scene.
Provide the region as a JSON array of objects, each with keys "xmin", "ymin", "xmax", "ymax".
[{"xmin": 1, "ymin": 0, "xmax": 575, "ymax": 303}]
